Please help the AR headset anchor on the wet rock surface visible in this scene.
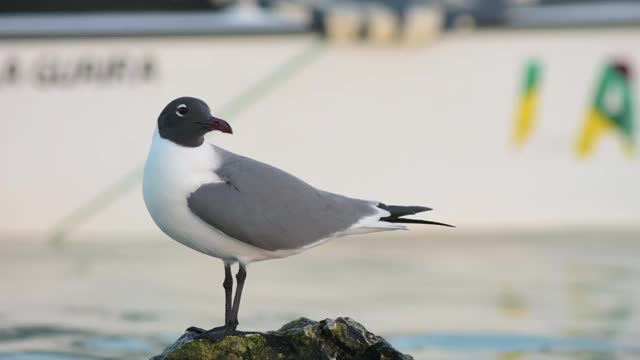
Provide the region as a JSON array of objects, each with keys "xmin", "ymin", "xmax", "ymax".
[{"xmin": 151, "ymin": 317, "xmax": 413, "ymax": 360}]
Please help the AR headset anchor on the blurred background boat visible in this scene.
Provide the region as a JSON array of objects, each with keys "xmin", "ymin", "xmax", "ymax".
[{"xmin": 1, "ymin": 0, "xmax": 638, "ymax": 239}]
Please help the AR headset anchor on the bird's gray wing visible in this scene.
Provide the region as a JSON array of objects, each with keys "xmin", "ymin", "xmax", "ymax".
[{"xmin": 186, "ymin": 145, "xmax": 379, "ymax": 252}]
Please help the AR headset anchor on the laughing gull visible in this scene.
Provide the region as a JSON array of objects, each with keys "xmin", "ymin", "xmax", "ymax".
[{"xmin": 143, "ymin": 96, "xmax": 452, "ymax": 338}]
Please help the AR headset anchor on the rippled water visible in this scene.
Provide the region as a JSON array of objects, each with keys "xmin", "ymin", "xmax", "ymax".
[{"xmin": 1, "ymin": 230, "xmax": 639, "ymax": 359}]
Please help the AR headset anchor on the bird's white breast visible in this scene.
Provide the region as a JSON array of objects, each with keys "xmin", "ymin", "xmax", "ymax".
[{"xmin": 142, "ymin": 129, "xmax": 278, "ymax": 262}]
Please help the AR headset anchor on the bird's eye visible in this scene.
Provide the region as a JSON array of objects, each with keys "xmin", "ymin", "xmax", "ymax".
[{"xmin": 176, "ymin": 104, "xmax": 189, "ymax": 117}]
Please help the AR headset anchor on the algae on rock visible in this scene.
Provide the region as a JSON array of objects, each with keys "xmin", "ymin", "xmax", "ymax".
[{"xmin": 152, "ymin": 317, "xmax": 412, "ymax": 360}]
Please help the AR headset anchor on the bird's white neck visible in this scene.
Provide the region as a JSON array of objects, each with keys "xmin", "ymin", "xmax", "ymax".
[{"xmin": 145, "ymin": 128, "xmax": 224, "ymax": 187}]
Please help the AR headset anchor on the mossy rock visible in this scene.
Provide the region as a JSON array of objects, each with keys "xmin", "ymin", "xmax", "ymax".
[{"xmin": 152, "ymin": 317, "xmax": 412, "ymax": 360}]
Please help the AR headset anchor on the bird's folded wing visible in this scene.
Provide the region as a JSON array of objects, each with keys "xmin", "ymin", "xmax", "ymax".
[{"xmin": 187, "ymin": 146, "xmax": 379, "ymax": 252}]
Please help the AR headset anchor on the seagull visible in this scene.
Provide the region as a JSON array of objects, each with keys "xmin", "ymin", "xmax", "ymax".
[{"xmin": 143, "ymin": 96, "xmax": 452, "ymax": 339}]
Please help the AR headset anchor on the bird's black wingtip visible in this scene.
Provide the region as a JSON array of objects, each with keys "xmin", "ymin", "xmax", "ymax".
[
  {"xmin": 426, "ymin": 220, "xmax": 455, "ymax": 228},
  {"xmin": 377, "ymin": 203, "xmax": 432, "ymax": 216},
  {"xmin": 377, "ymin": 203, "xmax": 453, "ymax": 228},
  {"xmin": 387, "ymin": 218, "xmax": 455, "ymax": 227}
]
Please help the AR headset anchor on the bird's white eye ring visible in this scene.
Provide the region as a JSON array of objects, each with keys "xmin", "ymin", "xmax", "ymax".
[{"xmin": 176, "ymin": 104, "xmax": 189, "ymax": 117}]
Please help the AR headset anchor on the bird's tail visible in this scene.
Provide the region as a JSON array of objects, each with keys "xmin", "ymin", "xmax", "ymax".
[{"xmin": 377, "ymin": 203, "xmax": 454, "ymax": 227}]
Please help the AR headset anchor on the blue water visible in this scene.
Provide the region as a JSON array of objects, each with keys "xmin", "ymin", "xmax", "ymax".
[
  {"xmin": 1, "ymin": 330, "xmax": 638, "ymax": 359},
  {"xmin": 1, "ymin": 232, "xmax": 639, "ymax": 359},
  {"xmin": 389, "ymin": 333, "xmax": 640, "ymax": 354}
]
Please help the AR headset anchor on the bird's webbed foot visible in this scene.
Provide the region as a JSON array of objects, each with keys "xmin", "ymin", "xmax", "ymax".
[
  {"xmin": 186, "ymin": 324, "xmax": 258, "ymax": 341},
  {"xmin": 186, "ymin": 324, "xmax": 226, "ymax": 335},
  {"xmin": 186, "ymin": 325, "xmax": 228, "ymax": 341}
]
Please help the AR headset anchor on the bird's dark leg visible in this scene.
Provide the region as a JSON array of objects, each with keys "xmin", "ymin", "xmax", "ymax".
[
  {"xmin": 223, "ymin": 263, "xmax": 233, "ymax": 325},
  {"xmin": 186, "ymin": 262, "xmax": 233, "ymax": 336},
  {"xmin": 226, "ymin": 264, "xmax": 247, "ymax": 334}
]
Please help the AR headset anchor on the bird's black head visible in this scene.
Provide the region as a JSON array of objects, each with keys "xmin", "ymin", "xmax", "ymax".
[{"xmin": 157, "ymin": 97, "xmax": 232, "ymax": 147}]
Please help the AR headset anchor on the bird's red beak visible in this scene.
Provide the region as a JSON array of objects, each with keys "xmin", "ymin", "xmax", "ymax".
[{"xmin": 200, "ymin": 116, "xmax": 233, "ymax": 134}]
